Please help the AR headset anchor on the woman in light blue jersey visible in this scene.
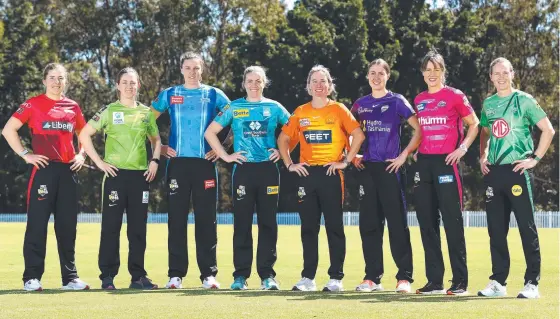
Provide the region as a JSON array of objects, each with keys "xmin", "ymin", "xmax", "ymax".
[
  {"xmin": 150, "ymin": 52, "xmax": 230, "ymax": 290},
  {"xmin": 205, "ymin": 66, "xmax": 290, "ymax": 290}
]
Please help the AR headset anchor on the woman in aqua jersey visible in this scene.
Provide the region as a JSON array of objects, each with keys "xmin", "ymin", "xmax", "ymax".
[
  {"xmin": 151, "ymin": 52, "xmax": 230, "ymax": 290},
  {"xmin": 477, "ymin": 57, "xmax": 555, "ymax": 299},
  {"xmin": 205, "ymin": 66, "xmax": 290, "ymax": 291},
  {"xmin": 351, "ymin": 59, "xmax": 421, "ymax": 293},
  {"xmin": 412, "ymin": 50, "xmax": 479, "ymax": 295},
  {"xmin": 2, "ymin": 63, "xmax": 90, "ymax": 291},
  {"xmin": 79, "ymin": 67, "xmax": 161, "ymax": 290}
]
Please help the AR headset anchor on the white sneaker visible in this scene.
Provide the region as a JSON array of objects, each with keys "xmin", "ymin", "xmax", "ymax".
[
  {"xmin": 61, "ymin": 278, "xmax": 90, "ymax": 290},
  {"xmin": 165, "ymin": 277, "xmax": 183, "ymax": 289},
  {"xmin": 24, "ymin": 279, "xmax": 43, "ymax": 291},
  {"xmin": 323, "ymin": 279, "xmax": 344, "ymax": 292},
  {"xmin": 477, "ymin": 280, "xmax": 507, "ymax": 297},
  {"xmin": 396, "ymin": 280, "xmax": 411, "ymax": 293},
  {"xmin": 355, "ymin": 280, "xmax": 383, "ymax": 292},
  {"xmin": 202, "ymin": 276, "xmax": 220, "ymax": 289},
  {"xmin": 292, "ymin": 277, "xmax": 317, "ymax": 291},
  {"xmin": 517, "ymin": 283, "xmax": 540, "ymax": 299}
]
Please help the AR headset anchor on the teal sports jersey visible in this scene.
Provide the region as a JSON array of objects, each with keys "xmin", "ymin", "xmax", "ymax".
[
  {"xmin": 481, "ymin": 90, "xmax": 547, "ymax": 165},
  {"xmin": 214, "ymin": 98, "xmax": 290, "ymax": 162}
]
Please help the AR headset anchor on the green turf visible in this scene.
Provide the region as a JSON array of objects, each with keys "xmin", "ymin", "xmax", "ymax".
[{"xmin": 0, "ymin": 223, "xmax": 557, "ymax": 319}]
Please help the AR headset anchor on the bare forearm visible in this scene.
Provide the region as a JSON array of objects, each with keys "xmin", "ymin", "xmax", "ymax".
[
  {"xmin": 205, "ymin": 131, "xmax": 228, "ymax": 158},
  {"xmin": 462, "ymin": 124, "xmax": 479, "ymax": 149},
  {"xmin": 151, "ymin": 137, "xmax": 162, "ymax": 159},
  {"xmin": 345, "ymin": 131, "xmax": 364, "ymax": 162},
  {"xmin": 278, "ymin": 135, "xmax": 292, "ymax": 167},
  {"xmin": 534, "ymin": 128, "xmax": 555, "ymax": 158},
  {"xmin": 403, "ymin": 129, "xmax": 422, "ymax": 156},
  {"xmin": 79, "ymin": 134, "xmax": 103, "ymax": 165},
  {"xmin": 480, "ymin": 128, "xmax": 490, "ymax": 159},
  {"xmin": 2, "ymin": 128, "xmax": 26, "ymax": 154}
]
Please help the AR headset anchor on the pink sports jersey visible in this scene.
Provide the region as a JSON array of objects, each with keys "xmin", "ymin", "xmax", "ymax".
[{"xmin": 414, "ymin": 86, "xmax": 474, "ymax": 154}]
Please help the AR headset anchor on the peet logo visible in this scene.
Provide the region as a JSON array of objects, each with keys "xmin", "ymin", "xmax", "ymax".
[
  {"xmin": 267, "ymin": 186, "xmax": 279, "ymax": 195},
  {"xmin": 419, "ymin": 117, "xmax": 447, "ymax": 125},
  {"xmin": 42, "ymin": 121, "xmax": 74, "ymax": 132},
  {"xmin": 233, "ymin": 109, "xmax": 250, "ymax": 118},
  {"xmin": 303, "ymin": 130, "xmax": 332, "ymax": 144}
]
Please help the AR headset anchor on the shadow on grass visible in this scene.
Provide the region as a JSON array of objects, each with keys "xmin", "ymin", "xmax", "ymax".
[{"xmin": 0, "ymin": 288, "xmax": 516, "ymax": 303}]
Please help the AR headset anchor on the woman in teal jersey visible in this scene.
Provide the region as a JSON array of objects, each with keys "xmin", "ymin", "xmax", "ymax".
[
  {"xmin": 477, "ymin": 57, "xmax": 555, "ymax": 299},
  {"xmin": 80, "ymin": 67, "xmax": 162, "ymax": 290},
  {"xmin": 205, "ymin": 66, "xmax": 290, "ymax": 290}
]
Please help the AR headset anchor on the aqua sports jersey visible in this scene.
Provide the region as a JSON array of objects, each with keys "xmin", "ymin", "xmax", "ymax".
[
  {"xmin": 481, "ymin": 90, "xmax": 547, "ymax": 165},
  {"xmin": 152, "ymin": 84, "xmax": 230, "ymax": 158},
  {"xmin": 214, "ymin": 98, "xmax": 290, "ymax": 163}
]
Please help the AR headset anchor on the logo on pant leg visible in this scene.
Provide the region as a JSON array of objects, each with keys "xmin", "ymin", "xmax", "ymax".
[
  {"xmin": 205, "ymin": 179, "xmax": 216, "ymax": 190},
  {"xmin": 359, "ymin": 185, "xmax": 365, "ymax": 199},
  {"xmin": 37, "ymin": 185, "xmax": 48, "ymax": 200},
  {"xmin": 485, "ymin": 186, "xmax": 494, "ymax": 202},
  {"xmin": 267, "ymin": 186, "xmax": 279, "ymax": 195},
  {"xmin": 298, "ymin": 187, "xmax": 306, "ymax": 202},
  {"xmin": 414, "ymin": 172, "xmax": 420, "ymax": 183},
  {"xmin": 169, "ymin": 179, "xmax": 179, "ymax": 195},
  {"xmin": 438, "ymin": 175, "xmax": 454, "ymax": 183},
  {"xmin": 236, "ymin": 185, "xmax": 246, "ymax": 200},
  {"xmin": 511, "ymin": 185, "xmax": 523, "ymax": 196},
  {"xmin": 142, "ymin": 191, "xmax": 149, "ymax": 203},
  {"xmin": 109, "ymin": 191, "xmax": 119, "ymax": 207}
]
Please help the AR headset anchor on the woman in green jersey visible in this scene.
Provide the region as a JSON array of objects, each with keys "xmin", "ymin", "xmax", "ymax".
[
  {"xmin": 79, "ymin": 67, "xmax": 162, "ymax": 290},
  {"xmin": 478, "ymin": 57, "xmax": 555, "ymax": 299}
]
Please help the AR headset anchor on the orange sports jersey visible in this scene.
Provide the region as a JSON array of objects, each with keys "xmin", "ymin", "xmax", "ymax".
[{"xmin": 282, "ymin": 101, "xmax": 360, "ymax": 165}]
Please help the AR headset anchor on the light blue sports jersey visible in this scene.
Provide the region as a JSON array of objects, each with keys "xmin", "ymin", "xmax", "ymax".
[
  {"xmin": 214, "ymin": 97, "xmax": 290, "ymax": 163},
  {"xmin": 152, "ymin": 84, "xmax": 230, "ymax": 158}
]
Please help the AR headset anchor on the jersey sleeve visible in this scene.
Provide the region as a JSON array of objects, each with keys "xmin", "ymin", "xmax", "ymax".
[
  {"xmin": 350, "ymin": 101, "xmax": 360, "ymax": 119},
  {"xmin": 520, "ymin": 94, "xmax": 547, "ymax": 126},
  {"xmin": 147, "ymin": 111, "xmax": 159, "ymax": 137},
  {"xmin": 151, "ymin": 89, "xmax": 170, "ymax": 113},
  {"xmin": 276, "ymin": 103, "xmax": 291, "ymax": 125},
  {"xmin": 214, "ymin": 104, "xmax": 233, "ymax": 127},
  {"xmin": 214, "ymin": 88, "xmax": 231, "ymax": 111},
  {"xmin": 480, "ymin": 101, "xmax": 489, "ymax": 128},
  {"xmin": 11, "ymin": 101, "xmax": 33, "ymax": 124},
  {"xmin": 75, "ymin": 106, "xmax": 87, "ymax": 131},
  {"xmin": 281, "ymin": 110, "xmax": 300, "ymax": 142},
  {"xmin": 454, "ymin": 90, "xmax": 475, "ymax": 117},
  {"xmin": 88, "ymin": 106, "xmax": 109, "ymax": 131},
  {"xmin": 338, "ymin": 103, "xmax": 360, "ymax": 134},
  {"xmin": 396, "ymin": 95, "xmax": 415, "ymax": 119}
]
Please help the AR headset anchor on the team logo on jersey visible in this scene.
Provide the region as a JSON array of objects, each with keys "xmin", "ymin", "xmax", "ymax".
[
  {"xmin": 233, "ymin": 109, "xmax": 250, "ymax": 118},
  {"xmin": 511, "ymin": 185, "xmax": 523, "ymax": 196},
  {"xmin": 486, "ymin": 186, "xmax": 494, "ymax": 199},
  {"xmin": 492, "ymin": 119, "xmax": 510, "ymax": 138},
  {"xmin": 438, "ymin": 175, "xmax": 454, "ymax": 184},
  {"xmin": 326, "ymin": 117, "xmax": 336, "ymax": 124},
  {"xmin": 263, "ymin": 108, "xmax": 271, "ymax": 117},
  {"xmin": 299, "ymin": 118, "xmax": 311, "ymax": 127},
  {"xmin": 112, "ymin": 112, "xmax": 124, "ymax": 124},
  {"xmin": 437, "ymin": 101, "xmax": 447, "ymax": 108},
  {"xmin": 303, "ymin": 130, "xmax": 332, "ymax": 144},
  {"xmin": 236, "ymin": 185, "xmax": 246, "ymax": 199},
  {"xmin": 298, "ymin": 187, "xmax": 306, "ymax": 199},
  {"xmin": 42, "ymin": 121, "xmax": 74, "ymax": 132},
  {"xmin": 16, "ymin": 106, "xmax": 25, "ymax": 114},
  {"xmin": 109, "ymin": 191, "xmax": 119, "ymax": 202},
  {"xmin": 359, "ymin": 185, "xmax": 365, "ymax": 199},
  {"xmin": 142, "ymin": 191, "xmax": 149, "ymax": 204},
  {"xmin": 381, "ymin": 105, "xmax": 389, "ymax": 113},
  {"xmin": 267, "ymin": 186, "xmax": 279, "ymax": 195},
  {"xmin": 38, "ymin": 185, "xmax": 48, "ymax": 197},
  {"xmin": 419, "ymin": 117, "xmax": 447, "ymax": 125},
  {"xmin": 205, "ymin": 179, "xmax": 216, "ymax": 190},
  {"xmin": 414, "ymin": 172, "xmax": 420, "ymax": 184},
  {"xmin": 169, "ymin": 179, "xmax": 179, "ymax": 192},
  {"xmin": 170, "ymin": 96, "xmax": 184, "ymax": 104}
]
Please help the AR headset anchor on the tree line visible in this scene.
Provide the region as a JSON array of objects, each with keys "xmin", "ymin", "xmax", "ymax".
[{"xmin": 0, "ymin": 0, "xmax": 557, "ymax": 213}]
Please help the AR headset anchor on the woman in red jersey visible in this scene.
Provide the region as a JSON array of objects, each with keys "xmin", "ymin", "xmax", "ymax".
[
  {"xmin": 2, "ymin": 63, "xmax": 90, "ymax": 291},
  {"xmin": 412, "ymin": 51, "xmax": 479, "ymax": 295}
]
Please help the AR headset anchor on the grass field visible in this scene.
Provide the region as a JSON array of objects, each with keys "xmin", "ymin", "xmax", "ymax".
[{"xmin": 0, "ymin": 223, "xmax": 558, "ymax": 319}]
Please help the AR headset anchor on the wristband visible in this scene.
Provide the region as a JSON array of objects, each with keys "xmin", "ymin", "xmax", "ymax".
[
  {"xmin": 287, "ymin": 163, "xmax": 293, "ymax": 170},
  {"xmin": 459, "ymin": 144, "xmax": 468, "ymax": 153},
  {"xmin": 530, "ymin": 154, "xmax": 542, "ymax": 161},
  {"xmin": 150, "ymin": 158, "xmax": 160, "ymax": 164},
  {"xmin": 18, "ymin": 149, "xmax": 29, "ymax": 157}
]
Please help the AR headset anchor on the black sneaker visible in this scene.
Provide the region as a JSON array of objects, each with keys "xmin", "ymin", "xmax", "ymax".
[
  {"xmin": 129, "ymin": 276, "xmax": 158, "ymax": 290},
  {"xmin": 415, "ymin": 281, "xmax": 445, "ymax": 294},
  {"xmin": 101, "ymin": 276, "xmax": 116, "ymax": 290},
  {"xmin": 447, "ymin": 281, "xmax": 468, "ymax": 295}
]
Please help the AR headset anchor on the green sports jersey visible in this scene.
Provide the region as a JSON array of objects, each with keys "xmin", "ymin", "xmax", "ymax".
[
  {"xmin": 481, "ymin": 90, "xmax": 547, "ymax": 165},
  {"xmin": 89, "ymin": 101, "xmax": 159, "ymax": 170}
]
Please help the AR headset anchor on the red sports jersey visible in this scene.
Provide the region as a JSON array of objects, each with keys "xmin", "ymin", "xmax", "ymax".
[
  {"xmin": 414, "ymin": 87, "xmax": 474, "ymax": 154},
  {"xmin": 12, "ymin": 94, "xmax": 86, "ymax": 163}
]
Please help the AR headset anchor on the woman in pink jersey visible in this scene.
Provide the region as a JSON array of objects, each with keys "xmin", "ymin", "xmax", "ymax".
[{"xmin": 412, "ymin": 51, "xmax": 479, "ymax": 295}]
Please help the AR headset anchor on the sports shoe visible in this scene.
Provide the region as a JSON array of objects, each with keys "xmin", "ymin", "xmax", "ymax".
[
  {"xmin": 101, "ymin": 276, "xmax": 116, "ymax": 290},
  {"xmin": 517, "ymin": 283, "xmax": 540, "ymax": 299},
  {"xmin": 129, "ymin": 276, "xmax": 158, "ymax": 290},
  {"xmin": 165, "ymin": 277, "xmax": 182, "ymax": 289},
  {"xmin": 230, "ymin": 276, "xmax": 248, "ymax": 290},
  {"xmin": 477, "ymin": 280, "xmax": 506, "ymax": 297},
  {"xmin": 203, "ymin": 276, "xmax": 220, "ymax": 289},
  {"xmin": 62, "ymin": 278, "xmax": 90, "ymax": 290},
  {"xmin": 355, "ymin": 280, "xmax": 383, "ymax": 292},
  {"xmin": 24, "ymin": 279, "xmax": 42, "ymax": 291},
  {"xmin": 447, "ymin": 281, "xmax": 468, "ymax": 295},
  {"xmin": 292, "ymin": 277, "xmax": 317, "ymax": 291},
  {"xmin": 323, "ymin": 279, "xmax": 344, "ymax": 292},
  {"xmin": 415, "ymin": 281, "xmax": 445, "ymax": 295},
  {"xmin": 396, "ymin": 280, "xmax": 411, "ymax": 293},
  {"xmin": 261, "ymin": 277, "xmax": 280, "ymax": 290}
]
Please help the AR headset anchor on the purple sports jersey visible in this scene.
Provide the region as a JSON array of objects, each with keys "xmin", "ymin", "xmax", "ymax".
[{"xmin": 351, "ymin": 92, "xmax": 415, "ymax": 162}]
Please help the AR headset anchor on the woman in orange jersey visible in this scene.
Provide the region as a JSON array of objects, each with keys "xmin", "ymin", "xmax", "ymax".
[{"xmin": 278, "ymin": 65, "xmax": 365, "ymax": 292}]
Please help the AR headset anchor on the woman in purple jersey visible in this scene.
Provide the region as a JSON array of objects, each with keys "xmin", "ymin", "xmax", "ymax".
[{"xmin": 351, "ymin": 59, "xmax": 421, "ymax": 293}]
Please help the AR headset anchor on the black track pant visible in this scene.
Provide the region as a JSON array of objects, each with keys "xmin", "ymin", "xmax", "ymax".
[
  {"xmin": 167, "ymin": 157, "xmax": 218, "ymax": 281},
  {"xmin": 413, "ymin": 154, "xmax": 468, "ymax": 286},
  {"xmin": 297, "ymin": 166, "xmax": 346, "ymax": 280},
  {"xmin": 23, "ymin": 162, "xmax": 80, "ymax": 285},
  {"xmin": 484, "ymin": 165, "xmax": 540, "ymax": 286},
  {"xmin": 98, "ymin": 170, "xmax": 149, "ymax": 281},
  {"xmin": 357, "ymin": 162, "xmax": 413, "ymax": 284},
  {"xmin": 232, "ymin": 162, "xmax": 279, "ymax": 280}
]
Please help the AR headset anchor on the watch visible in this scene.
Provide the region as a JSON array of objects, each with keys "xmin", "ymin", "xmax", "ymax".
[
  {"xmin": 529, "ymin": 154, "xmax": 542, "ymax": 161},
  {"xmin": 342, "ymin": 157, "xmax": 350, "ymax": 167},
  {"xmin": 459, "ymin": 144, "xmax": 468, "ymax": 153},
  {"xmin": 150, "ymin": 158, "xmax": 160, "ymax": 164}
]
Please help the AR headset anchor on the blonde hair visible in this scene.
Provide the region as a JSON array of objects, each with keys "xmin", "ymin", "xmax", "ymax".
[
  {"xmin": 242, "ymin": 66, "xmax": 270, "ymax": 88},
  {"xmin": 306, "ymin": 65, "xmax": 336, "ymax": 96}
]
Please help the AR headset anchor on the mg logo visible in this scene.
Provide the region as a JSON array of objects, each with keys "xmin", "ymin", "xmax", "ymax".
[{"xmin": 492, "ymin": 119, "xmax": 510, "ymax": 138}]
